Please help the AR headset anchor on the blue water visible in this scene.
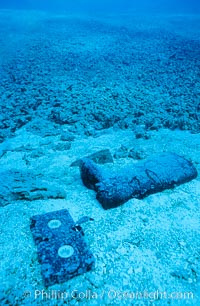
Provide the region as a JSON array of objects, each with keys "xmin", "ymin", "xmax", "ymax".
[{"xmin": 1, "ymin": 0, "xmax": 200, "ymax": 14}]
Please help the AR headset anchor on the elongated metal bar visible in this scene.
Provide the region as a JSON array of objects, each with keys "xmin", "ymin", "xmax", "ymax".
[{"xmin": 80, "ymin": 153, "xmax": 198, "ymax": 209}]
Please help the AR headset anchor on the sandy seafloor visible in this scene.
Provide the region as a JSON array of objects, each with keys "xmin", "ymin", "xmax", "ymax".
[{"xmin": 0, "ymin": 9, "xmax": 200, "ymax": 306}]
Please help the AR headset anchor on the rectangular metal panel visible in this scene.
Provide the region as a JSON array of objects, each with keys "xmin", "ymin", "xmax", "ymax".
[{"xmin": 30, "ymin": 209, "xmax": 95, "ymax": 286}]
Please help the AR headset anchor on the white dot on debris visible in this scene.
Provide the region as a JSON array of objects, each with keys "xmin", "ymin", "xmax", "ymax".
[
  {"xmin": 48, "ymin": 219, "xmax": 62, "ymax": 229},
  {"xmin": 58, "ymin": 245, "xmax": 74, "ymax": 258}
]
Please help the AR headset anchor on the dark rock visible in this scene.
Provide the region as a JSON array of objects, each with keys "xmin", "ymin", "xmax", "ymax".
[
  {"xmin": 26, "ymin": 119, "xmax": 61, "ymax": 137},
  {"xmin": 60, "ymin": 131, "xmax": 75, "ymax": 142},
  {"xmin": 70, "ymin": 149, "xmax": 113, "ymax": 167},
  {"xmin": 114, "ymin": 145, "xmax": 129, "ymax": 159},
  {"xmin": 121, "ymin": 115, "xmax": 136, "ymax": 129},
  {"xmin": 92, "ymin": 111, "xmax": 120, "ymax": 129},
  {"xmin": 84, "ymin": 126, "xmax": 96, "ymax": 136},
  {"xmin": 170, "ymin": 268, "xmax": 191, "ymax": 281},
  {"xmin": 134, "ymin": 126, "xmax": 150, "ymax": 139},
  {"xmin": 128, "ymin": 148, "xmax": 147, "ymax": 160},
  {"xmin": 53, "ymin": 142, "xmax": 71, "ymax": 151},
  {"xmin": 79, "ymin": 153, "xmax": 198, "ymax": 209}
]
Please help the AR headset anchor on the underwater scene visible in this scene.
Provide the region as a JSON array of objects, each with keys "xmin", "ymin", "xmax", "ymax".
[{"xmin": 0, "ymin": 0, "xmax": 200, "ymax": 305}]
